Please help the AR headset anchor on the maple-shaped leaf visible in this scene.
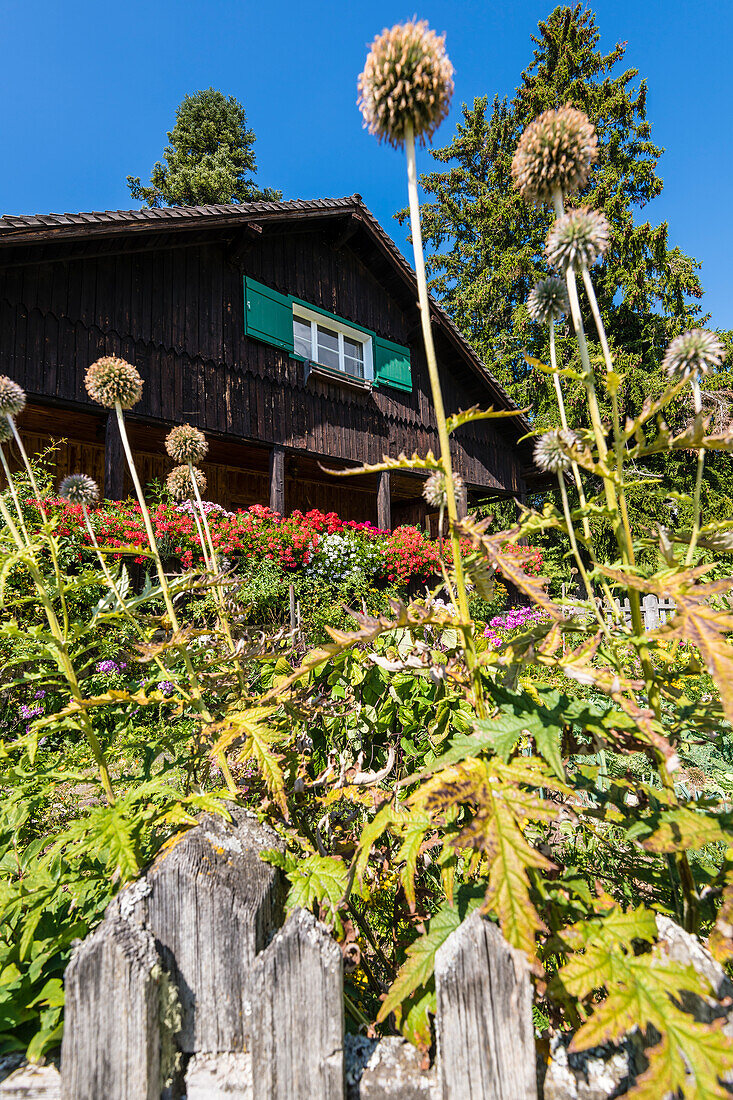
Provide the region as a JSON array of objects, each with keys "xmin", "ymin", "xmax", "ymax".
[
  {"xmin": 285, "ymin": 854, "xmax": 349, "ymax": 926},
  {"xmin": 416, "ymin": 757, "xmax": 561, "ymax": 967},
  {"xmin": 642, "ymin": 808, "xmax": 733, "ymax": 853},
  {"xmin": 709, "ymin": 861, "xmax": 733, "ymax": 965},
  {"xmin": 658, "ymin": 591, "xmax": 733, "ymax": 727},
  {"xmin": 210, "ymin": 706, "xmax": 285, "ymax": 812},
  {"xmin": 556, "ymin": 903, "xmax": 733, "ymax": 1099},
  {"xmin": 377, "ymin": 886, "xmax": 484, "ymax": 1023},
  {"xmin": 394, "ymin": 811, "xmax": 432, "ymax": 910},
  {"xmin": 457, "ymin": 516, "xmax": 561, "ymax": 617}
]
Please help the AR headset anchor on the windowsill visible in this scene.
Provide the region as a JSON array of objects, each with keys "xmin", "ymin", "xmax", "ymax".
[{"xmin": 303, "ymin": 360, "xmax": 373, "ymax": 392}]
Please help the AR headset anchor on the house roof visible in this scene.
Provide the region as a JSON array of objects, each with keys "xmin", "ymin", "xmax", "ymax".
[{"xmin": 0, "ymin": 195, "xmax": 531, "ymax": 439}]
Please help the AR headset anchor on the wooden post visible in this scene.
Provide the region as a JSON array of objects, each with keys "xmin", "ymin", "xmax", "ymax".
[
  {"xmin": 377, "ymin": 470, "xmax": 391, "ymax": 531},
  {"xmin": 108, "ymin": 808, "xmax": 284, "ymax": 1055},
  {"xmin": 250, "ymin": 908, "xmax": 344, "ymax": 1100},
  {"xmin": 289, "ymin": 583, "xmax": 297, "ymax": 633},
  {"xmin": 435, "ymin": 911, "xmax": 537, "ymax": 1100},
  {"xmin": 61, "ymin": 918, "xmax": 164, "ymax": 1100},
  {"xmin": 269, "ymin": 444, "xmax": 285, "ymax": 515},
  {"xmin": 104, "ymin": 411, "xmax": 125, "ymax": 500}
]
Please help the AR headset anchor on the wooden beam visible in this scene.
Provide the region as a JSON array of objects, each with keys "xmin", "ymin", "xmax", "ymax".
[
  {"xmin": 269, "ymin": 444, "xmax": 285, "ymax": 515},
  {"xmin": 226, "ymin": 222, "xmax": 264, "ymax": 268},
  {"xmin": 104, "ymin": 412, "xmax": 125, "ymax": 500},
  {"xmin": 331, "ymin": 213, "xmax": 362, "ymax": 251},
  {"xmin": 377, "ymin": 470, "xmax": 391, "ymax": 531}
]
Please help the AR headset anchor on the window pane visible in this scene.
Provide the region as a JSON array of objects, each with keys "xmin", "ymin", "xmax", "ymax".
[
  {"xmin": 343, "ymin": 355, "xmax": 364, "ymax": 379},
  {"xmin": 294, "ymin": 317, "xmax": 311, "ymax": 358},
  {"xmin": 317, "ymin": 324, "xmax": 340, "ymax": 371},
  {"xmin": 343, "ymin": 336, "xmax": 364, "ymax": 362}
]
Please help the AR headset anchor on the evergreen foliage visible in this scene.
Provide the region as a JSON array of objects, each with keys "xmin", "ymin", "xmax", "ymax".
[
  {"xmin": 127, "ymin": 88, "xmax": 281, "ymax": 207},
  {"xmin": 411, "ymin": 4, "xmax": 733, "ymax": 553}
]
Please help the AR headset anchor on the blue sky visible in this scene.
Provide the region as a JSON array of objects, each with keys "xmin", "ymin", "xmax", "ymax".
[{"xmin": 2, "ymin": 0, "xmax": 731, "ymax": 328}]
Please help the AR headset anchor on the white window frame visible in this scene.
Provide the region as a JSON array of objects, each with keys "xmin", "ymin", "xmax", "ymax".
[{"xmin": 292, "ymin": 304, "xmax": 374, "ymax": 382}]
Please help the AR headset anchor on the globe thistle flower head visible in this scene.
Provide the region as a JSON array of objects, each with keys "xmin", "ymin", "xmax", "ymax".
[
  {"xmin": 526, "ymin": 277, "xmax": 570, "ymax": 324},
  {"xmin": 59, "ymin": 473, "xmax": 99, "ymax": 507},
  {"xmin": 546, "ymin": 208, "xmax": 610, "ymax": 272},
  {"xmin": 423, "ymin": 469, "xmax": 465, "ymax": 510},
  {"xmin": 165, "ymin": 424, "xmax": 208, "ymax": 464},
  {"xmin": 85, "ymin": 356, "xmax": 143, "ymax": 410},
  {"xmin": 0, "ymin": 376, "xmax": 26, "ymax": 418},
  {"xmin": 166, "ymin": 464, "xmax": 207, "ymax": 501},
  {"xmin": 0, "ymin": 418, "xmax": 13, "ymax": 444},
  {"xmin": 358, "ymin": 20, "xmax": 454, "ymax": 148},
  {"xmin": 661, "ymin": 329, "xmax": 726, "ymax": 382},
  {"xmin": 512, "ymin": 105, "xmax": 598, "ymax": 204},
  {"xmin": 534, "ymin": 429, "xmax": 579, "ymax": 474}
]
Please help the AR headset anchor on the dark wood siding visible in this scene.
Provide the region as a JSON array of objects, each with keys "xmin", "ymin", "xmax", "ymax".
[{"xmin": 0, "ymin": 228, "xmax": 524, "ymax": 502}]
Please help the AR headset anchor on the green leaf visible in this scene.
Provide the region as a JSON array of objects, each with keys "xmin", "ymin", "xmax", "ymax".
[
  {"xmin": 285, "ymin": 855, "xmax": 348, "ymax": 925},
  {"xmin": 377, "ymin": 887, "xmax": 484, "ymax": 1023}
]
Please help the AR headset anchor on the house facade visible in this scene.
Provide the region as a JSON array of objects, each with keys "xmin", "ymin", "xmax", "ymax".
[{"xmin": 0, "ymin": 196, "xmax": 538, "ymax": 528}]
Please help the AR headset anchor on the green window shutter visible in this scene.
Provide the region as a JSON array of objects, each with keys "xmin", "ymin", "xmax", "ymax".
[
  {"xmin": 243, "ymin": 276, "xmax": 294, "ymax": 353},
  {"xmin": 374, "ymin": 336, "xmax": 412, "ymax": 392}
]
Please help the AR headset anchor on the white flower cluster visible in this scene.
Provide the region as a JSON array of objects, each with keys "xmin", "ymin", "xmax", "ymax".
[{"xmin": 305, "ymin": 532, "xmax": 379, "ymax": 588}]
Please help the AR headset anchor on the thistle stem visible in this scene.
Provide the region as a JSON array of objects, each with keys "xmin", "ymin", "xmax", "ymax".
[
  {"xmin": 549, "ymin": 319, "xmax": 592, "ymax": 545},
  {"xmin": 556, "ymin": 474, "xmax": 608, "ymax": 636},
  {"xmin": 580, "ymin": 265, "xmax": 635, "ymax": 559},
  {"xmin": 114, "ymin": 404, "xmax": 237, "ymax": 795},
  {"xmin": 188, "ymin": 467, "xmax": 244, "ymax": 683},
  {"xmin": 8, "ymin": 416, "xmax": 69, "ymax": 636},
  {"xmin": 0, "ymin": 488, "xmax": 114, "ymax": 800},
  {"xmin": 405, "ymin": 122, "xmax": 482, "ymax": 711},
  {"xmin": 0, "ymin": 445, "xmax": 31, "ymax": 546},
  {"xmin": 685, "ymin": 378, "xmax": 705, "ymax": 567},
  {"xmin": 553, "ymin": 190, "xmax": 697, "ymax": 930}
]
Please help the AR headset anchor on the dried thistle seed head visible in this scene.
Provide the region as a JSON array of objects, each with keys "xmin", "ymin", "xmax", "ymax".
[
  {"xmin": 422, "ymin": 469, "xmax": 465, "ymax": 509},
  {"xmin": 358, "ymin": 20, "xmax": 454, "ymax": 148},
  {"xmin": 0, "ymin": 418, "xmax": 13, "ymax": 444},
  {"xmin": 512, "ymin": 105, "xmax": 598, "ymax": 204},
  {"xmin": 527, "ymin": 277, "xmax": 570, "ymax": 323},
  {"xmin": 662, "ymin": 328, "xmax": 726, "ymax": 382},
  {"xmin": 85, "ymin": 356, "xmax": 143, "ymax": 410},
  {"xmin": 165, "ymin": 424, "xmax": 208, "ymax": 464},
  {"xmin": 534, "ymin": 429, "xmax": 579, "ymax": 474},
  {"xmin": 546, "ymin": 208, "xmax": 610, "ymax": 272},
  {"xmin": 0, "ymin": 376, "xmax": 26, "ymax": 418},
  {"xmin": 59, "ymin": 473, "xmax": 99, "ymax": 507},
  {"xmin": 166, "ymin": 464, "xmax": 206, "ymax": 501}
]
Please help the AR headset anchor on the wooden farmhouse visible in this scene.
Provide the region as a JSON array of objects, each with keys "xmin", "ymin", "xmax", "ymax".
[{"xmin": 0, "ymin": 196, "xmax": 538, "ymax": 529}]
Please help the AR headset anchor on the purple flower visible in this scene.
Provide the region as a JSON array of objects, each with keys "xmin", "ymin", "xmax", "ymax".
[
  {"xmin": 158, "ymin": 681, "xmax": 176, "ymax": 696},
  {"xmin": 96, "ymin": 659, "xmax": 119, "ymax": 674},
  {"xmin": 34, "ymin": 690, "xmax": 46, "ymax": 699},
  {"xmin": 19, "ymin": 703, "xmax": 43, "ymax": 720}
]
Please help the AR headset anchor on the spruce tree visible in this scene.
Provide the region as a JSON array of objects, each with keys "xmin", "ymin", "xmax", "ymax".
[
  {"xmin": 412, "ymin": 4, "xmax": 733, "ymax": 557},
  {"xmin": 413, "ymin": 4, "xmax": 708, "ymax": 414},
  {"xmin": 127, "ymin": 88, "xmax": 281, "ymax": 207}
]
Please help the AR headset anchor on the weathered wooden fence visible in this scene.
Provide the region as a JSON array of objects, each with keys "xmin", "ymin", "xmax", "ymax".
[
  {"xmin": 615, "ymin": 593, "xmax": 676, "ymax": 629},
  {"xmin": 4, "ymin": 807, "xmax": 536, "ymax": 1100},
  {"xmin": 2, "ymin": 806, "xmax": 732, "ymax": 1099}
]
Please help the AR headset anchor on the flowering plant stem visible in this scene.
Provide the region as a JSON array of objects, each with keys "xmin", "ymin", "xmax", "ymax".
[
  {"xmin": 551, "ymin": 192, "xmax": 697, "ymax": 929},
  {"xmin": 114, "ymin": 404, "xmax": 237, "ymax": 796},
  {"xmin": 0, "ymin": 479, "xmax": 114, "ymax": 801},
  {"xmin": 405, "ymin": 122, "xmax": 483, "ymax": 713},
  {"xmin": 685, "ymin": 378, "xmax": 705, "ymax": 566},
  {"xmin": 188, "ymin": 465, "xmax": 242, "ymax": 675}
]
